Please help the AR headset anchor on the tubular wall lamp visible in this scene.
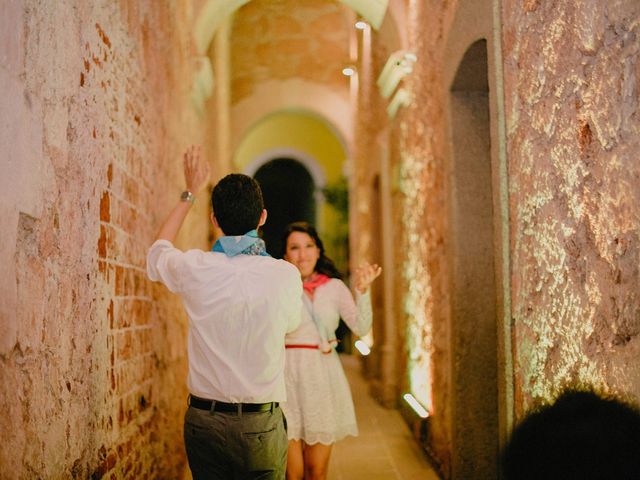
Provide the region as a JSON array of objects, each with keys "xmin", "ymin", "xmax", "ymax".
[
  {"xmin": 403, "ymin": 393, "xmax": 429, "ymax": 418},
  {"xmin": 340, "ymin": 0, "xmax": 389, "ymax": 30},
  {"xmin": 377, "ymin": 51, "xmax": 417, "ymax": 99},
  {"xmin": 354, "ymin": 340, "xmax": 371, "ymax": 356},
  {"xmin": 191, "ymin": 56, "xmax": 215, "ymax": 113},
  {"xmin": 387, "ymin": 88, "xmax": 412, "ymax": 119}
]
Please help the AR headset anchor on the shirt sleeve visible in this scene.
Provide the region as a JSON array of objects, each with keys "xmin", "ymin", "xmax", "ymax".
[
  {"xmin": 146, "ymin": 239, "xmax": 185, "ymax": 293},
  {"xmin": 336, "ymin": 280, "xmax": 373, "ymax": 337},
  {"xmin": 286, "ymin": 273, "xmax": 303, "ymax": 334}
]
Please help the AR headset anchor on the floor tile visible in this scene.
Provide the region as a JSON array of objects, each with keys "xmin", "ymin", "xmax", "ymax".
[{"xmin": 327, "ymin": 355, "xmax": 440, "ymax": 479}]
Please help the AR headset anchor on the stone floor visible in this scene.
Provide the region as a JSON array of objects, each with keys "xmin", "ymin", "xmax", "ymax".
[{"xmin": 328, "ymin": 355, "xmax": 440, "ymax": 480}]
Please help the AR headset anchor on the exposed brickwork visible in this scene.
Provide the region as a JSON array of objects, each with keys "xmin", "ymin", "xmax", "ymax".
[
  {"xmin": 1, "ymin": 1, "xmax": 208, "ymax": 478},
  {"xmin": 3, "ymin": 1, "xmax": 640, "ymax": 479}
]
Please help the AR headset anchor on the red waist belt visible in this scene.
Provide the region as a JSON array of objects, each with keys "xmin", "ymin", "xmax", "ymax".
[{"xmin": 285, "ymin": 339, "xmax": 338, "ymax": 350}]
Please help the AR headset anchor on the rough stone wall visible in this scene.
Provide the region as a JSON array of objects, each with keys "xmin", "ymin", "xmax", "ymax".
[
  {"xmin": 0, "ymin": 1, "xmax": 210, "ymax": 478},
  {"xmin": 351, "ymin": 16, "xmax": 394, "ymax": 404},
  {"xmin": 503, "ymin": 0, "xmax": 640, "ymax": 414},
  {"xmin": 394, "ymin": 1, "xmax": 460, "ymax": 475},
  {"xmin": 353, "ymin": 32, "xmax": 389, "ymax": 267},
  {"xmin": 230, "ymin": 0, "xmax": 351, "ymax": 104},
  {"xmin": 379, "ymin": 1, "xmax": 640, "ymax": 475},
  {"xmin": 351, "ymin": 0, "xmax": 462, "ymax": 474}
]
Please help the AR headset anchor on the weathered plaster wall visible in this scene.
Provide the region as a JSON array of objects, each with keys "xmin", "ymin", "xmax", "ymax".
[
  {"xmin": 503, "ymin": 0, "xmax": 640, "ymax": 413},
  {"xmin": 230, "ymin": 0, "xmax": 351, "ymax": 105},
  {"xmin": 0, "ymin": 1, "xmax": 211, "ymax": 477}
]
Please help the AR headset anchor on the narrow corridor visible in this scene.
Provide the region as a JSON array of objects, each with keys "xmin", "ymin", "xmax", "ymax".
[
  {"xmin": 2, "ymin": 1, "xmax": 640, "ymax": 478},
  {"xmin": 329, "ymin": 355, "xmax": 439, "ymax": 480}
]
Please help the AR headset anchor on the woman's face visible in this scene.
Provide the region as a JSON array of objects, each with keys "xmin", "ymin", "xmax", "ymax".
[{"xmin": 284, "ymin": 231, "xmax": 320, "ymax": 280}]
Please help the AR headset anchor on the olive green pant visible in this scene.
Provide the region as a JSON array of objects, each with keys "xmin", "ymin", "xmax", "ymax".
[{"xmin": 184, "ymin": 404, "xmax": 287, "ymax": 480}]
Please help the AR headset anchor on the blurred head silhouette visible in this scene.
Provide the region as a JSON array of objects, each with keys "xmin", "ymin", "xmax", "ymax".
[{"xmin": 501, "ymin": 389, "xmax": 640, "ymax": 480}]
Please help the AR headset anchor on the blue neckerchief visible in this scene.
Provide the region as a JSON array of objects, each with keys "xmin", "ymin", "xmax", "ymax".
[{"xmin": 211, "ymin": 229, "xmax": 270, "ymax": 257}]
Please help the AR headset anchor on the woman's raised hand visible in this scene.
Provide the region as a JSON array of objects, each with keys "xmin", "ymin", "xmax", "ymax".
[
  {"xmin": 354, "ymin": 262, "xmax": 382, "ymax": 293},
  {"xmin": 183, "ymin": 145, "xmax": 210, "ymax": 193}
]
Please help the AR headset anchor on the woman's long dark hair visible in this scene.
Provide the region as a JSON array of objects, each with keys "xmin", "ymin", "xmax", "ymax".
[{"xmin": 282, "ymin": 221, "xmax": 343, "ymax": 279}]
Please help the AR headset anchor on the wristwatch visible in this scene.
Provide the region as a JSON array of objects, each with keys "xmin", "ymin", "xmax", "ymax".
[{"xmin": 180, "ymin": 191, "xmax": 195, "ymax": 204}]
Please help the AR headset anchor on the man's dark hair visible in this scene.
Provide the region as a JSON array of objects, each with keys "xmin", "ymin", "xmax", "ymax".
[
  {"xmin": 501, "ymin": 389, "xmax": 640, "ymax": 480},
  {"xmin": 211, "ymin": 174, "xmax": 264, "ymax": 235}
]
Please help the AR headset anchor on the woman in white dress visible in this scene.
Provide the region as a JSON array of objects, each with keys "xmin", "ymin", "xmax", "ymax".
[{"xmin": 281, "ymin": 222, "xmax": 381, "ymax": 480}]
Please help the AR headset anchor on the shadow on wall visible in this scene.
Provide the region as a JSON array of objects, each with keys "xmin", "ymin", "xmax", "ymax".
[{"xmin": 254, "ymin": 158, "xmax": 316, "ymax": 258}]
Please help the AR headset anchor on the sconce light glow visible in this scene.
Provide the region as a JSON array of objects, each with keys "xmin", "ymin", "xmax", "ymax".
[
  {"xmin": 403, "ymin": 393, "xmax": 429, "ymax": 418},
  {"xmin": 342, "ymin": 66, "xmax": 356, "ymax": 77},
  {"xmin": 355, "ymin": 21, "xmax": 368, "ymax": 30},
  {"xmin": 354, "ymin": 340, "xmax": 371, "ymax": 356}
]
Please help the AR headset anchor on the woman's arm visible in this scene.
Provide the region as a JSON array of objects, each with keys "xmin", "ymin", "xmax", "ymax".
[
  {"xmin": 353, "ymin": 262, "xmax": 382, "ymax": 294},
  {"xmin": 337, "ymin": 262, "xmax": 382, "ymax": 337},
  {"xmin": 155, "ymin": 145, "xmax": 210, "ymax": 243}
]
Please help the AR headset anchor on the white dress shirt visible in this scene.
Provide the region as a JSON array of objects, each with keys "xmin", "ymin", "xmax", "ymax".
[{"xmin": 147, "ymin": 239, "xmax": 302, "ymax": 403}]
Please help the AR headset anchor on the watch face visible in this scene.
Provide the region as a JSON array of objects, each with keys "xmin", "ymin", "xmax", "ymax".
[{"xmin": 181, "ymin": 191, "xmax": 194, "ymax": 202}]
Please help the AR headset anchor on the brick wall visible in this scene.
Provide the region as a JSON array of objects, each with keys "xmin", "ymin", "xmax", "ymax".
[{"xmin": 0, "ymin": 1, "xmax": 211, "ymax": 478}]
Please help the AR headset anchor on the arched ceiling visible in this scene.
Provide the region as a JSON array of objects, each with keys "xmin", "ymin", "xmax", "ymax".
[
  {"xmin": 231, "ymin": 79, "xmax": 351, "ymax": 153},
  {"xmin": 227, "ymin": 0, "xmax": 357, "ymax": 153},
  {"xmin": 230, "ymin": 0, "xmax": 351, "ymax": 105},
  {"xmin": 193, "ymin": 0, "xmax": 402, "ymax": 160},
  {"xmin": 234, "ymin": 110, "xmax": 346, "ymax": 184},
  {"xmin": 193, "ymin": 0, "xmax": 389, "ymax": 54}
]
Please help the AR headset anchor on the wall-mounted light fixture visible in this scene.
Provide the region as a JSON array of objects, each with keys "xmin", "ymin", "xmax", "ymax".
[
  {"xmin": 377, "ymin": 51, "xmax": 417, "ymax": 99},
  {"xmin": 191, "ymin": 56, "xmax": 215, "ymax": 113},
  {"xmin": 340, "ymin": 0, "xmax": 389, "ymax": 30},
  {"xmin": 387, "ymin": 88, "xmax": 412, "ymax": 118},
  {"xmin": 193, "ymin": 0, "xmax": 251, "ymax": 54},
  {"xmin": 403, "ymin": 393, "xmax": 430, "ymax": 418},
  {"xmin": 354, "ymin": 340, "xmax": 371, "ymax": 356},
  {"xmin": 342, "ymin": 66, "xmax": 356, "ymax": 77},
  {"xmin": 355, "ymin": 20, "xmax": 368, "ymax": 30}
]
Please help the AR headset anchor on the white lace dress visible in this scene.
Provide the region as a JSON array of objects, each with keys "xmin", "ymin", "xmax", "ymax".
[{"xmin": 281, "ymin": 279, "xmax": 372, "ymax": 445}]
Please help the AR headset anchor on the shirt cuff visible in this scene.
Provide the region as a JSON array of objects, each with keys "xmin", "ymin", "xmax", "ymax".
[{"xmin": 147, "ymin": 239, "xmax": 177, "ymax": 282}]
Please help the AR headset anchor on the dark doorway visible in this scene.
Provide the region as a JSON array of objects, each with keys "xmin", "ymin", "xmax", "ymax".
[
  {"xmin": 448, "ymin": 39, "xmax": 499, "ymax": 479},
  {"xmin": 254, "ymin": 158, "xmax": 316, "ymax": 258}
]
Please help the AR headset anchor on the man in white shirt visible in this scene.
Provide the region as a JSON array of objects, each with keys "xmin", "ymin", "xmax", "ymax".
[{"xmin": 147, "ymin": 145, "xmax": 302, "ymax": 479}]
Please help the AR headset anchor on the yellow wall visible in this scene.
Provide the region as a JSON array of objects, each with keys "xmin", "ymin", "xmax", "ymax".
[
  {"xmin": 234, "ymin": 110, "xmax": 346, "ymax": 181},
  {"xmin": 234, "ymin": 110, "xmax": 349, "ymax": 272}
]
